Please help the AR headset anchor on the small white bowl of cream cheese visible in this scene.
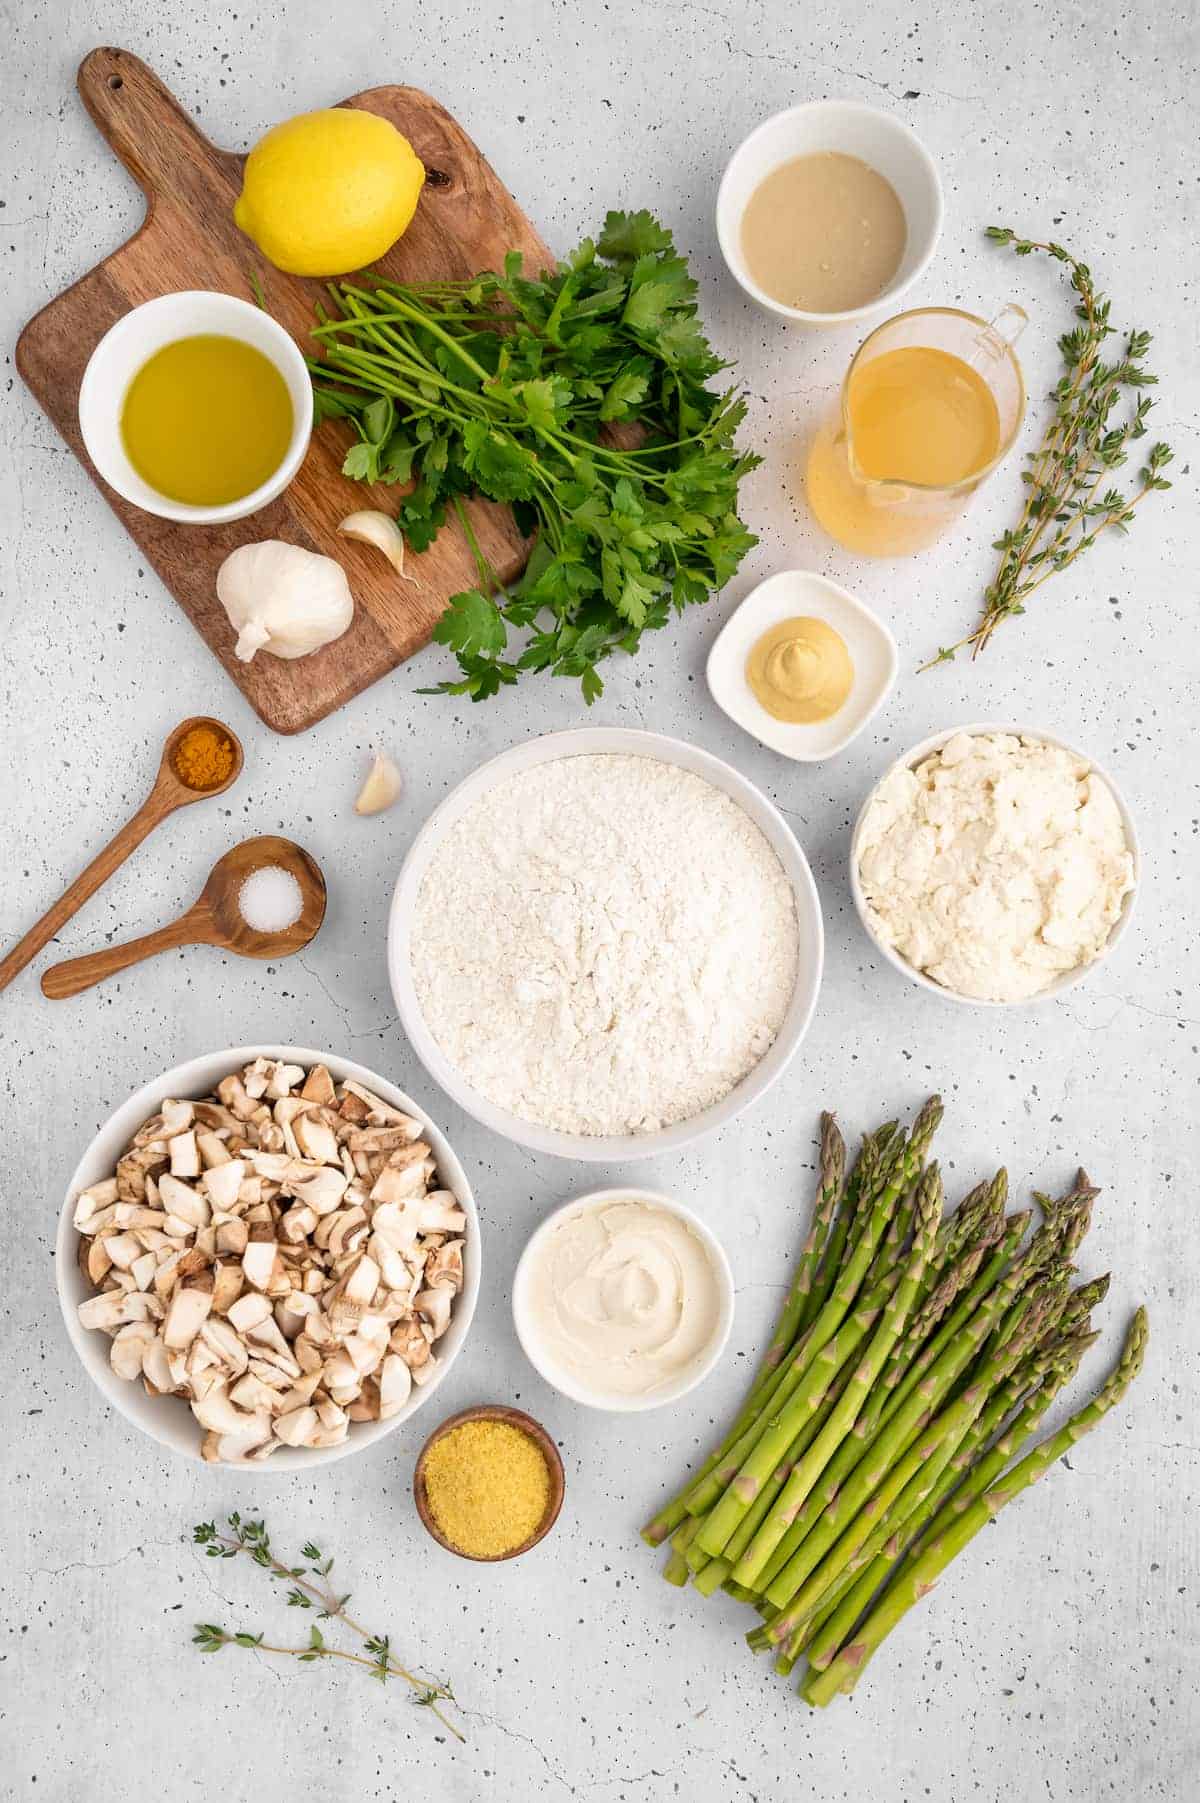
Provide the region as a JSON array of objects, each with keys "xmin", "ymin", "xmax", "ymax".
[{"xmin": 512, "ymin": 1188, "xmax": 734, "ymax": 1413}]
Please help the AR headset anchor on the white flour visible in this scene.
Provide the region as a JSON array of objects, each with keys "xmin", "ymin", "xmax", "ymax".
[{"xmin": 410, "ymin": 754, "xmax": 799, "ymax": 1135}]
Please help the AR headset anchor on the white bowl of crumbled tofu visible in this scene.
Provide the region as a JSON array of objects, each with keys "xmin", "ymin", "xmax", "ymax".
[
  {"xmin": 56, "ymin": 1047, "xmax": 480, "ymax": 1468},
  {"xmin": 850, "ymin": 725, "xmax": 1140, "ymax": 1008},
  {"xmin": 388, "ymin": 728, "xmax": 825, "ymax": 1161}
]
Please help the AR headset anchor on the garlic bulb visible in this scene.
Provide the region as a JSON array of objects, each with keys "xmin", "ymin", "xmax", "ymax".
[{"xmin": 216, "ymin": 540, "xmax": 355, "ymax": 663}]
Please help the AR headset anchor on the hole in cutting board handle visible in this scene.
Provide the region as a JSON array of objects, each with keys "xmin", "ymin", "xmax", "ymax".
[{"xmin": 108, "ymin": 75, "xmax": 123, "ymax": 89}]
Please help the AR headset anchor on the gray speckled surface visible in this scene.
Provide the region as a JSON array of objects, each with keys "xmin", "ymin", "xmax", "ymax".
[{"xmin": 2, "ymin": 2, "xmax": 1197, "ymax": 1798}]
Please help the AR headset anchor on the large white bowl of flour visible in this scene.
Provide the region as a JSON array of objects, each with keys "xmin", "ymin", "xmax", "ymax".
[{"xmin": 388, "ymin": 729, "xmax": 823, "ymax": 1160}]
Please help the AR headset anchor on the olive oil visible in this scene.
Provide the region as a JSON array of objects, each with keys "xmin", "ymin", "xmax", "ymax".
[{"xmin": 120, "ymin": 333, "xmax": 293, "ymax": 506}]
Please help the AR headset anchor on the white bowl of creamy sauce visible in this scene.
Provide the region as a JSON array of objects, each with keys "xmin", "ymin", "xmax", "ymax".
[
  {"xmin": 717, "ymin": 100, "xmax": 943, "ymax": 326},
  {"xmin": 513, "ymin": 1189, "xmax": 734, "ymax": 1412}
]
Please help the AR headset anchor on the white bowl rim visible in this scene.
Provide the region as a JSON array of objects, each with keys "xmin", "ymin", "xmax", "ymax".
[
  {"xmin": 849, "ymin": 723, "xmax": 1141, "ymax": 1009},
  {"xmin": 77, "ymin": 290, "xmax": 313, "ymax": 525},
  {"xmin": 511, "ymin": 1185, "xmax": 735, "ymax": 1413},
  {"xmin": 705, "ymin": 567, "xmax": 900, "ymax": 762},
  {"xmin": 387, "ymin": 726, "xmax": 825, "ymax": 1161},
  {"xmin": 56, "ymin": 1044, "xmax": 481, "ymax": 1469},
  {"xmin": 716, "ymin": 99, "xmax": 945, "ymax": 325}
]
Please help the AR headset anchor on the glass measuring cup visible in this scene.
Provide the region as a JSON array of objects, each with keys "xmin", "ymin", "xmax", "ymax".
[{"xmin": 805, "ymin": 304, "xmax": 1027, "ymax": 557}]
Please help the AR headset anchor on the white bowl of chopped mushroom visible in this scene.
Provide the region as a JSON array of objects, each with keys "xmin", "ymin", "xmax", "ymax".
[{"xmin": 56, "ymin": 1048, "xmax": 479, "ymax": 1467}]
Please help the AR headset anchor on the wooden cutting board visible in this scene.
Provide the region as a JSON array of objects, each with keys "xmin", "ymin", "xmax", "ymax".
[{"xmin": 15, "ymin": 48, "xmax": 552, "ymax": 734}]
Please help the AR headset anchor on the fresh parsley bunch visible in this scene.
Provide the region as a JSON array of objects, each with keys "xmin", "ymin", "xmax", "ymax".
[{"xmin": 309, "ymin": 210, "xmax": 759, "ymax": 701}]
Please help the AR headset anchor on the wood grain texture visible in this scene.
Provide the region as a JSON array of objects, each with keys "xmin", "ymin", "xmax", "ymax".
[
  {"xmin": 15, "ymin": 48, "xmax": 554, "ymax": 733},
  {"xmin": 40, "ymin": 833, "xmax": 326, "ymax": 998},
  {"xmin": 0, "ymin": 714, "xmax": 243, "ymax": 994}
]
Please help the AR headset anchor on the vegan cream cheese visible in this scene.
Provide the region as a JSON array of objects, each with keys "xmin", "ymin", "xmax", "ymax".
[
  {"xmin": 856, "ymin": 731, "xmax": 1135, "ymax": 1002},
  {"xmin": 524, "ymin": 1199, "xmax": 725, "ymax": 1400}
]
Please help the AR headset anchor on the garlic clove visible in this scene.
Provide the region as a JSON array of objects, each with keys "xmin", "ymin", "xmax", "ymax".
[
  {"xmin": 355, "ymin": 752, "xmax": 402, "ymax": 817},
  {"xmin": 338, "ymin": 511, "xmax": 417, "ymax": 583}
]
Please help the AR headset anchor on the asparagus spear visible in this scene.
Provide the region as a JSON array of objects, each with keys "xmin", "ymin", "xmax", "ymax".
[
  {"xmin": 724, "ymin": 1161, "xmax": 943, "ymax": 1584},
  {"xmin": 757, "ymin": 1249, "xmax": 1066, "ymax": 1610},
  {"xmin": 800, "ymin": 1332, "xmax": 1096, "ymax": 1674},
  {"xmin": 762, "ymin": 1280, "xmax": 1061, "ymax": 1649},
  {"xmin": 800, "ymin": 1123, "xmax": 899, "ymax": 1330},
  {"xmin": 755, "ymin": 1114, "xmax": 846, "ymax": 1386},
  {"xmin": 802, "ymin": 1307, "xmax": 1148, "ymax": 1706}
]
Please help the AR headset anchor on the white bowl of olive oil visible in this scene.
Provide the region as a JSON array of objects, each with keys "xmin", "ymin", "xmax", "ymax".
[{"xmin": 78, "ymin": 290, "xmax": 313, "ymax": 524}]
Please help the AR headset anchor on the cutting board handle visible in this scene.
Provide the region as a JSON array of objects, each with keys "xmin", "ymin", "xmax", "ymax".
[{"xmin": 77, "ymin": 47, "xmax": 223, "ymax": 200}]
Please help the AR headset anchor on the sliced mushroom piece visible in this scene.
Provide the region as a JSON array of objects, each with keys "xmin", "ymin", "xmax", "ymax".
[
  {"xmin": 289, "ymin": 1167, "xmax": 349, "ymax": 1216},
  {"xmin": 142, "ymin": 1335, "xmax": 174, "ymax": 1395},
  {"xmin": 368, "ymin": 1198, "xmax": 422, "ymax": 1251},
  {"xmin": 191, "ymin": 1384, "xmax": 270, "ymax": 1442},
  {"xmin": 73, "ymin": 1179, "xmax": 119, "ymax": 1229},
  {"xmin": 210, "ymin": 1261, "xmax": 244, "ymax": 1316},
  {"xmin": 301, "ymin": 1064, "xmax": 336, "ymax": 1106},
  {"xmin": 202, "ymin": 1160, "xmax": 246, "ymax": 1212},
  {"xmin": 215, "ymin": 1217, "xmax": 249, "ymax": 1257},
  {"xmin": 226, "ymin": 1291, "xmax": 273, "ymax": 1335},
  {"xmin": 241, "ymin": 1241, "xmax": 279, "ymax": 1292},
  {"xmin": 130, "ymin": 1250, "xmax": 158, "ymax": 1292},
  {"xmin": 229, "ymin": 1371, "xmax": 278, "ymax": 1414},
  {"xmin": 216, "ymin": 1074, "xmax": 260, "ymax": 1120},
  {"xmin": 336, "ymin": 1088, "xmax": 371, "ymax": 1125},
  {"xmin": 243, "ymin": 1314, "xmax": 299, "ymax": 1366},
  {"xmin": 265, "ymin": 1062, "xmax": 306, "ymax": 1100},
  {"xmin": 199, "ymin": 1317, "xmax": 250, "ymax": 1375},
  {"xmin": 321, "ymin": 1206, "xmax": 368, "ymax": 1258},
  {"xmin": 196, "ymin": 1130, "xmax": 232, "ymax": 1169},
  {"xmin": 102, "ymin": 1232, "xmax": 143, "ymax": 1271},
  {"xmin": 322, "ymin": 1350, "xmax": 361, "ymax": 1399},
  {"xmin": 293, "ymin": 1335, "xmax": 325, "ymax": 1375},
  {"xmin": 162, "ymin": 1285, "xmax": 213, "ymax": 1349},
  {"xmin": 341, "ymin": 1081, "xmax": 417, "ymax": 1129},
  {"xmin": 110, "ymin": 1321, "xmax": 157, "ymax": 1381},
  {"xmin": 292, "ymin": 1112, "xmax": 339, "ymax": 1167},
  {"xmin": 168, "ymin": 1130, "xmax": 200, "ymax": 1178},
  {"xmin": 389, "ymin": 1318, "xmax": 433, "ymax": 1373},
  {"xmin": 160, "ymin": 1098, "xmax": 195, "ymax": 1136},
  {"xmin": 343, "ymin": 1333, "xmax": 386, "ymax": 1378},
  {"xmin": 369, "ymin": 1235, "xmax": 412, "ymax": 1295},
  {"xmin": 279, "ymin": 1203, "xmax": 318, "ymax": 1245},
  {"xmin": 86, "ymin": 1237, "xmax": 114, "ymax": 1286},
  {"xmin": 271, "ymin": 1405, "xmax": 319, "ymax": 1447},
  {"xmin": 378, "ymin": 1354, "xmax": 412, "ymax": 1419},
  {"xmin": 425, "ymin": 1239, "xmax": 465, "ymax": 1294},
  {"xmin": 416, "ymin": 1192, "xmax": 468, "ymax": 1234},
  {"xmin": 272, "ymin": 1370, "xmax": 323, "ymax": 1413},
  {"xmin": 275, "ymin": 1291, "xmax": 318, "ymax": 1339},
  {"xmin": 77, "ymin": 1291, "xmax": 133, "ymax": 1333},
  {"xmin": 369, "ymin": 1162, "xmax": 428, "ymax": 1207},
  {"xmin": 158, "ymin": 1174, "xmax": 211, "ymax": 1228},
  {"xmin": 415, "ymin": 1284, "xmax": 455, "ymax": 1340}
]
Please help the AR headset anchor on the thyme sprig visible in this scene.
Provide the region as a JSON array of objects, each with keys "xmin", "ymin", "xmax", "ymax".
[
  {"xmin": 191, "ymin": 1515, "xmax": 462, "ymax": 1741},
  {"xmin": 923, "ymin": 226, "xmax": 1173, "ymax": 669}
]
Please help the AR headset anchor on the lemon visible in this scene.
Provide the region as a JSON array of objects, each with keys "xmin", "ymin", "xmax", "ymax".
[{"xmin": 234, "ymin": 109, "xmax": 425, "ymax": 277}]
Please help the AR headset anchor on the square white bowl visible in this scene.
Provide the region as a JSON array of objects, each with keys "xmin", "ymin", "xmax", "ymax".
[{"xmin": 707, "ymin": 569, "xmax": 898, "ymax": 761}]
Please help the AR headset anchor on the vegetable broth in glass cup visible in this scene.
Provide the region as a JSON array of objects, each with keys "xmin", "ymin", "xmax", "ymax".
[{"xmin": 805, "ymin": 304, "xmax": 1027, "ymax": 556}]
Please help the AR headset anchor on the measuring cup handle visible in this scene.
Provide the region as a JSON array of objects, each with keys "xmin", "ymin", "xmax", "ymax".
[{"xmin": 986, "ymin": 303, "xmax": 1028, "ymax": 348}]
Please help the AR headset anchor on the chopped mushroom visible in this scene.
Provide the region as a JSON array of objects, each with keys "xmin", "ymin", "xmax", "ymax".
[{"xmin": 73, "ymin": 1057, "xmax": 466, "ymax": 1462}]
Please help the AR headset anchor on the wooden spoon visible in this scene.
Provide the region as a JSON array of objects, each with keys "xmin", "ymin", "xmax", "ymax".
[
  {"xmin": 0, "ymin": 715, "xmax": 243, "ymax": 994},
  {"xmin": 40, "ymin": 835, "xmax": 326, "ymax": 999},
  {"xmin": 413, "ymin": 1404, "xmax": 565, "ymax": 1562}
]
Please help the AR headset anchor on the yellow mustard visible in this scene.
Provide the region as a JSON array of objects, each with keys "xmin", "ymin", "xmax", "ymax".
[{"xmin": 745, "ymin": 616, "xmax": 854, "ymax": 724}]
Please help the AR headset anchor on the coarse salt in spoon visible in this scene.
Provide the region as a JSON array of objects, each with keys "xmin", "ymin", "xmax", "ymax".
[{"xmin": 39, "ymin": 836, "xmax": 326, "ymax": 1000}]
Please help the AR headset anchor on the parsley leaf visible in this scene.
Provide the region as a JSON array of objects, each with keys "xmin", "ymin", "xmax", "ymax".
[{"xmin": 309, "ymin": 211, "xmax": 758, "ymax": 700}]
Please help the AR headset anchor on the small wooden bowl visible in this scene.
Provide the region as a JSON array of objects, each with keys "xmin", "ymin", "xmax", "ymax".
[{"xmin": 413, "ymin": 1404, "xmax": 565, "ymax": 1562}]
